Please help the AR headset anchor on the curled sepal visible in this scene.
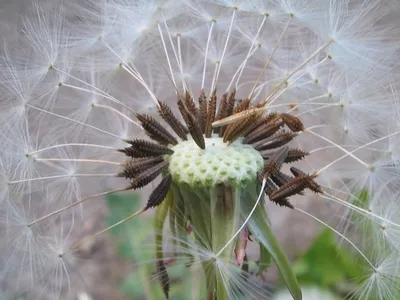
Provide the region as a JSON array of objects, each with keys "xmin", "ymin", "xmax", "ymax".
[
  {"xmin": 154, "ymin": 188, "xmax": 173, "ymax": 299},
  {"xmin": 242, "ymin": 182, "xmax": 302, "ymax": 300},
  {"xmin": 234, "ymin": 227, "xmax": 249, "ymax": 266}
]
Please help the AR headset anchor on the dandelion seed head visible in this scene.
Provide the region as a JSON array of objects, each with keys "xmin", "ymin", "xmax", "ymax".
[{"xmin": 1, "ymin": 0, "xmax": 400, "ymax": 299}]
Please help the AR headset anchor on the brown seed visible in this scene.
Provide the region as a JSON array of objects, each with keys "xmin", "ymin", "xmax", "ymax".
[
  {"xmin": 290, "ymin": 167, "xmax": 306, "ymax": 177},
  {"xmin": 222, "ymin": 116, "xmax": 242, "ymax": 142},
  {"xmin": 198, "ymin": 89, "xmax": 208, "ymax": 134},
  {"xmin": 243, "ymin": 117, "xmax": 265, "ymax": 138},
  {"xmin": 123, "ymin": 157, "xmax": 164, "ymax": 177},
  {"xmin": 122, "ymin": 139, "xmax": 174, "ymax": 157},
  {"xmin": 144, "ymin": 174, "xmax": 172, "ymax": 210},
  {"xmin": 122, "ymin": 161, "xmax": 169, "ymax": 189},
  {"xmin": 243, "ymin": 112, "xmax": 279, "ymax": 137},
  {"xmin": 244, "ymin": 119, "xmax": 284, "ymax": 145},
  {"xmin": 215, "ymin": 93, "xmax": 228, "ymax": 119},
  {"xmin": 226, "ymin": 89, "xmax": 236, "ymax": 118},
  {"xmin": 214, "ymin": 92, "xmax": 228, "ymax": 135},
  {"xmin": 254, "ymin": 131, "xmax": 296, "ymax": 151},
  {"xmin": 233, "ymin": 97, "xmax": 251, "ymax": 114},
  {"xmin": 220, "ymin": 89, "xmax": 237, "ymax": 136},
  {"xmin": 270, "ymin": 171, "xmax": 304, "ymax": 195},
  {"xmin": 270, "ymin": 171, "xmax": 293, "ymax": 187},
  {"xmin": 224, "ymin": 112, "xmax": 262, "ymax": 144},
  {"xmin": 263, "ymin": 146, "xmax": 289, "ymax": 178},
  {"xmin": 280, "ymin": 113, "xmax": 304, "ymax": 132},
  {"xmin": 269, "ymin": 175, "xmax": 310, "ymax": 202},
  {"xmin": 177, "ymin": 98, "xmax": 191, "ymax": 127},
  {"xmin": 290, "ymin": 167, "xmax": 322, "ymax": 193},
  {"xmin": 285, "ymin": 149, "xmax": 309, "ymax": 163},
  {"xmin": 261, "ymin": 147, "xmax": 306, "ymax": 163},
  {"xmin": 185, "ymin": 91, "xmax": 198, "ymax": 118},
  {"xmin": 178, "ymin": 99, "xmax": 205, "ymax": 149},
  {"xmin": 157, "ymin": 101, "xmax": 188, "ymax": 140},
  {"xmin": 271, "ymin": 196, "xmax": 294, "ymax": 209},
  {"xmin": 137, "ymin": 114, "xmax": 178, "ymax": 145},
  {"xmin": 222, "ymin": 97, "xmax": 252, "ymax": 135},
  {"xmin": 257, "ymin": 174, "xmax": 293, "ymax": 208},
  {"xmin": 205, "ymin": 89, "xmax": 217, "ymax": 138}
]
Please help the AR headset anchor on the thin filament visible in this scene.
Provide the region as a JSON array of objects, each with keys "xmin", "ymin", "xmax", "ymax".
[
  {"xmin": 26, "ymin": 143, "xmax": 117, "ymax": 156},
  {"xmin": 212, "ymin": 8, "xmax": 236, "ymax": 92},
  {"xmin": 35, "ymin": 158, "xmax": 121, "ymax": 165},
  {"xmin": 27, "ymin": 187, "xmax": 130, "ymax": 226},
  {"xmin": 261, "ymin": 39, "xmax": 333, "ymax": 105},
  {"xmin": 201, "ymin": 20, "xmax": 215, "ymax": 89},
  {"xmin": 61, "ymin": 205, "xmax": 144, "ymax": 256},
  {"xmin": 26, "ymin": 104, "xmax": 124, "ymax": 141},
  {"xmin": 248, "ymin": 14, "xmax": 293, "ymax": 100},
  {"xmin": 294, "ymin": 207, "xmax": 376, "ymax": 270},
  {"xmin": 8, "ymin": 173, "xmax": 118, "ymax": 184}
]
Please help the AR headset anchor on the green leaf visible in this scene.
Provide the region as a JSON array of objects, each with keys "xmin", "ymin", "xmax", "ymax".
[
  {"xmin": 106, "ymin": 192, "xmax": 163, "ymax": 299},
  {"xmin": 243, "ymin": 183, "xmax": 302, "ymax": 300},
  {"xmin": 105, "ymin": 192, "xmax": 146, "ymax": 259},
  {"xmin": 120, "ymin": 270, "xmax": 164, "ymax": 299},
  {"xmin": 293, "ymin": 229, "xmax": 346, "ymax": 286},
  {"xmin": 293, "ymin": 228, "xmax": 366, "ymax": 288},
  {"xmin": 247, "ymin": 207, "xmax": 302, "ymax": 299}
]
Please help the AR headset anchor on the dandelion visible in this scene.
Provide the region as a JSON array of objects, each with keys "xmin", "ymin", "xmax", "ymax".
[{"xmin": 1, "ymin": 0, "xmax": 400, "ymax": 299}]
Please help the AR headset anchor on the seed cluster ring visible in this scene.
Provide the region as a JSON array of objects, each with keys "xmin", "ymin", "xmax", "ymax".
[{"xmin": 118, "ymin": 89, "xmax": 322, "ymax": 214}]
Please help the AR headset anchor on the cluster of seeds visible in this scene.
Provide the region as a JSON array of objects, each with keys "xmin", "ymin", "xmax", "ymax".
[
  {"xmin": 112, "ymin": 89, "xmax": 323, "ymax": 298},
  {"xmin": 116, "ymin": 88, "xmax": 322, "ymax": 221}
]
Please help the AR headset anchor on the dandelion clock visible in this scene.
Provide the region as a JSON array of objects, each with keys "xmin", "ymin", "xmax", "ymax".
[{"xmin": 1, "ymin": 0, "xmax": 400, "ymax": 299}]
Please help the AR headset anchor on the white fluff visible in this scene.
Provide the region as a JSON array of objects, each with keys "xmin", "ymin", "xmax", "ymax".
[{"xmin": 1, "ymin": 0, "xmax": 400, "ymax": 299}]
